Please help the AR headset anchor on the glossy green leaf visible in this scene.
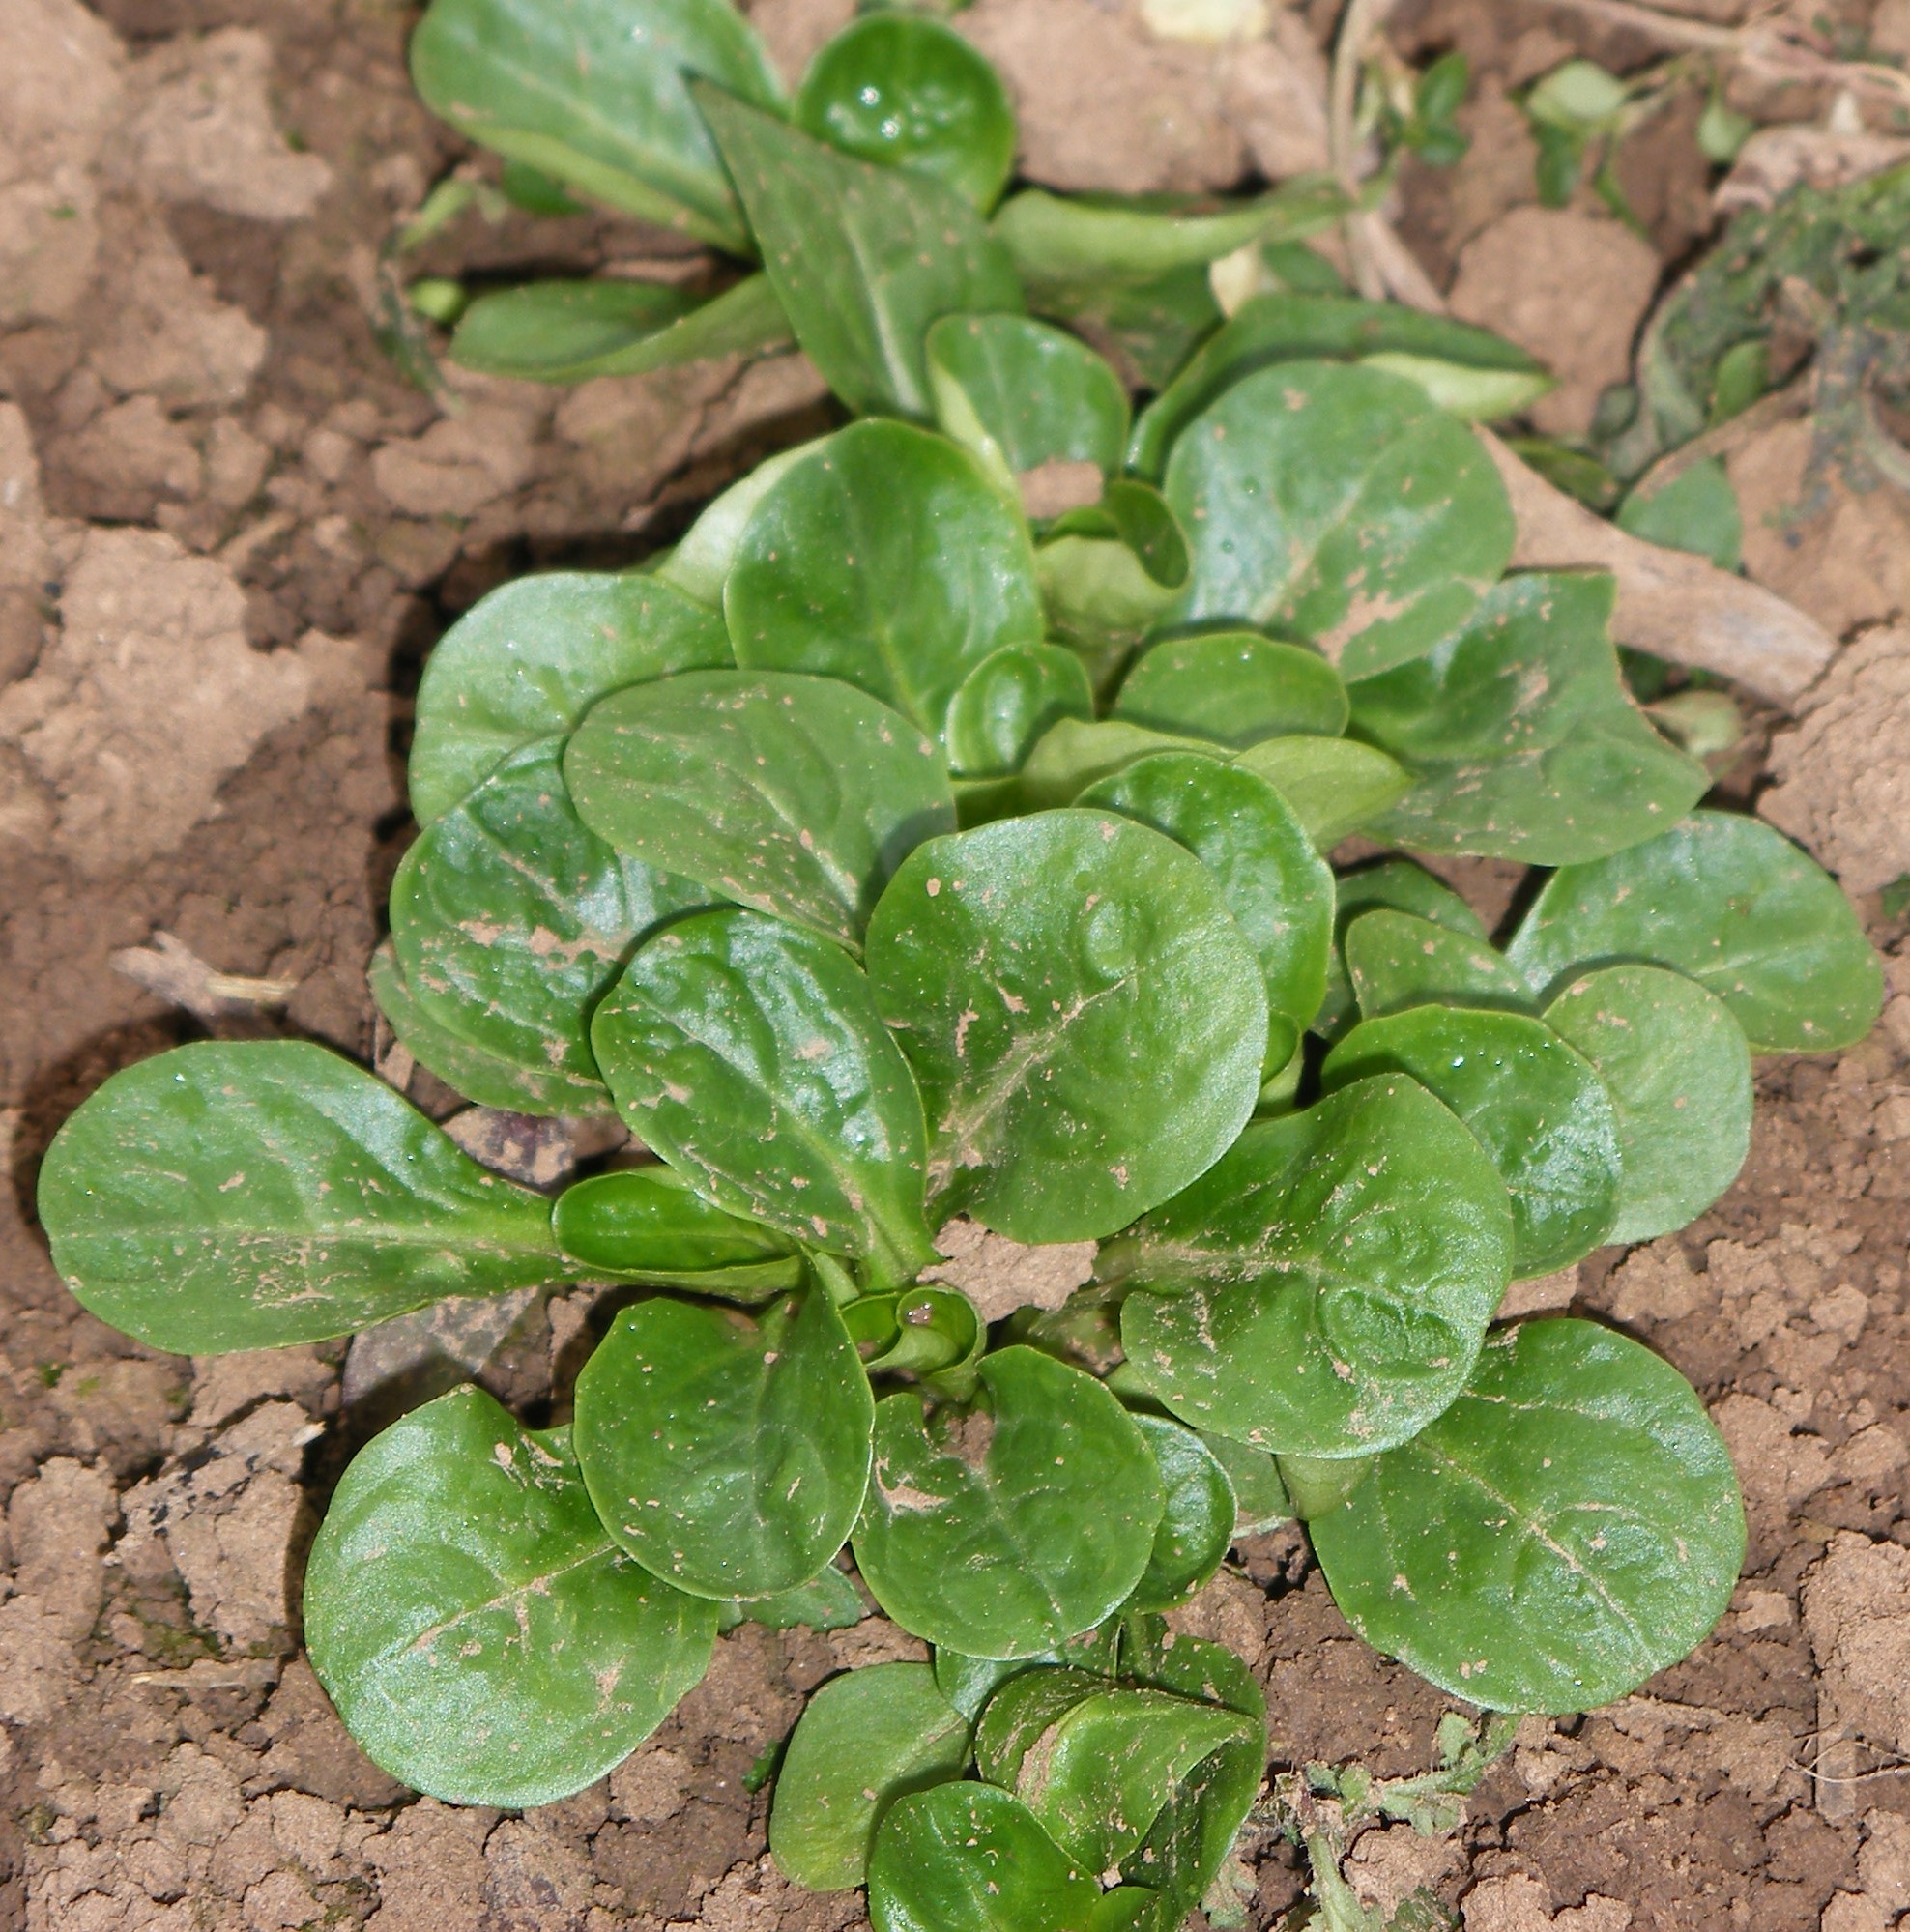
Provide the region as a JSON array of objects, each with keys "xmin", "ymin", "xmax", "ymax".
[
  {"xmin": 574, "ymin": 1286, "xmax": 873, "ymax": 1599},
  {"xmin": 865, "ymin": 811, "xmax": 1267, "ymax": 1242},
  {"xmin": 410, "ymin": 571, "xmax": 731, "ymax": 825},
  {"xmin": 1163, "ymin": 360, "xmax": 1515, "ymax": 678},
  {"xmin": 39, "ymin": 1042, "xmax": 561, "ymax": 1354},
  {"xmin": 1200, "ymin": 1433, "xmax": 1293, "ymax": 1534},
  {"xmin": 1323, "ymin": 1007, "xmax": 1620, "ymax": 1278},
  {"xmin": 696, "ymin": 85, "xmax": 1024, "ymax": 418},
  {"xmin": 1345, "ymin": 908, "xmax": 1533, "ymax": 1021},
  {"xmin": 551, "ymin": 1166, "xmax": 800, "ymax": 1292},
  {"xmin": 723, "ymin": 1564, "xmax": 866, "ymax": 1630},
  {"xmin": 772, "ymin": 1661, "xmax": 973, "ymax": 1890},
  {"xmin": 1127, "ymin": 1415, "xmax": 1236, "ymax": 1612},
  {"xmin": 1616, "ymin": 456, "xmax": 1742, "ymax": 571},
  {"xmin": 1505, "ymin": 810, "xmax": 1885, "ymax": 1053},
  {"xmin": 655, "ymin": 439, "xmax": 824, "ymax": 606},
  {"xmin": 1037, "ymin": 263, "xmax": 1222, "ymax": 392},
  {"xmin": 1543, "ymin": 965, "xmax": 1752, "ymax": 1243},
  {"xmin": 1112, "ymin": 1074, "xmax": 1512, "ymax": 1456},
  {"xmin": 796, "ymin": 15, "xmax": 1015, "ymax": 209},
  {"xmin": 1348, "ymin": 573, "xmax": 1708, "ymax": 865},
  {"xmin": 934, "ymin": 1624, "xmax": 1122, "ymax": 1722},
  {"xmin": 1313, "ymin": 859, "xmax": 1488, "ymax": 1041},
  {"xmin": 1035, "ymin": 480, "xmax": 1191, "ymax": 653},
  {"xmin": 1018, "ymin": 719, "xmax": 1219, "ymax": 811},
  {"xmin": 565, "ymin": 670, "xmax": 955, "ymax": 950},
  {"xmin": 1077, "ymin": 753, "xmax": 1333, "ymax": 1077},
  {"xmin": 944, "ymin": 644, "xmax": 1095, "ymax": 779},
  {"xmin": 305, "ymin": 1388, "xmax": 715, "ymax": 1806},
  {"xmin": 854, "ymin": 1346, "xmax": 1163, "ymax": 1658},
  {"xmin": 410, "ymin": 0, "xmax": 783, "ymax": 251},
  {"xmin": 1232, "ymin": 735, "xmax": 1410, "ymax": 849},
  {"xmin": 848, "ymin": 1285, "xmax": 985, "ymax": 1396},
  {"xmin": 726, "ymin": 421, "xmax": 1044, "ymax": 744},
  {"xmin": 592, "ymin": 908, "xmax": 937, "ymax": 1273},
  {"xmin": 1310, "ymin": 1318, "xmax": 1746, "ymax": 1713},
  {"xmin": 1113, "ymin": 632, "xmax": 1348, "ymax": 747},
  {"xmin": 449, "ymin": 274, "xmax": 792, "ymax": 384}
]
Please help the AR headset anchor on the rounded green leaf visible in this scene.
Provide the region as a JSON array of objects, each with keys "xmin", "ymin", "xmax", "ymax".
[
  {"xmin": 1314, "ymin": 859, "xmax": 1487, "ymax": 1041},
  {"xmin": 797, "ymin": 15, "xmax": 1015, "ymax": 209},
  {"xmin": 574, "ymin": 1286, "xmax": 874, "ymax": 1600},
  {"xmin": 1505, "ymin": 810, "xmax": 1884, "ymax": 1053},
  {"xmin": 305, "ymin": 1387, "xmax": 716, "ymax": 1806},
  {"xmin": 551, "ymin": 1167, "xmax": 800, "ymax": 1293},
  {"xmin": 1113, "ymin": 632, "xmax": 1349, "ymax": 747},
  {"xmin": 1543, "ymin": 965, "xmax": 1752, "ymax": 1243},
  {"xmin": 1163, "ymin": 361, "xmax": 1515, "ymax": 679},
  {"xmin": 1035, "ymin": 480, "xmax": 1190, "ymax": 656},
  {"xmin": 1200, "ymin": 1432, "xmax": 1293, "ymax": 1534},
  {"xmin": 564, "ymin": 670, "xmax": 955, "ymax": 950},
  {"xmin": 656, "ymin": 438, "xmax": 825, "ymax": 606},
  {"xmin": 934, "ymin": 1623, "xmax": 1122, "ymax": 1722},
  {"xmin": 1231, "ymin": 735, "xmax": 1410, "ymax": 850},
  {"xmin": 854, "ymin": 1346, "xmax": 1164, "ymax": 1658},
  {"xmin": 723, "ymin": 1565, "xmax": 866, "ymax": 1631},
  {"xmin": 726, "ymin": 421, "xmax": 1043, "ymax": 746},
  {"xmin": 1323, "ymin": 1007, "xmax": 1621, "ymax": 1278},
  {"xmin": 771, "ymin": 1661, "xmax": 973, "ymax": 1890},
  {"xmin": 410, "ymin": 571, "xmax": 730, "ymax": 825},
  {"xmin": 865, "ymin": 811, "xmax": 1267, "ymax": 1243},
  {"xmin": 1127, "ymin": 1415, "xmax": 1236, "ymax": 1613},
  {"xmin": 1077, "ymin": 752, "xmax": 1333, "ymax": 1077},
  {"xmin": 1345, "ymin": 908, "xmax": 1533, "ymax": 1022},
  {"xmin": 1113, "ymin": 1075, "xmax": 1512, "ymax": 1456},
  {"xmin": 1309, "ymin": 1317, "xmax": 1746, "ymax": 1714},
  {"xmin": 1019, "ymin": 718, "xmax": 1220, "ymax": 812},
  {"xmin": 944, "ymin": 644, "xmax": 1095, "ymax": 779},
  {"xmin": 591, "ymin": 908, "xmax": 936, "ymax": 1273},
  {"xmin": 38, "ymin": 1042, "xmax": 561, "ymax": 1354}
]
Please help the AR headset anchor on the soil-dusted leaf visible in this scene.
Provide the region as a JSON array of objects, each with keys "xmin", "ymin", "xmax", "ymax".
[
  {"xmin": 410, "ymin": 571, "xmax": 731, "ymax": 825},
  {"xmin": 1077, "ymin": 753, "xmax": 1333, "ymax": 1077},
  {"xmin": 726, "ymin": 422, "xmax": 1043, "ymax": 745},
  {"xmin": 304, "ymin": 1388, "xmax": 715, "ymax": 1806},
  {"xmin": 410, "ymin": 0, "xmax": 783, "ymax": 251},
  {"xmin": 1232, "ymin": 735, "xmax": 1410, "ymax": 849},
  {"xmin": 591, "ymin": 908, "xmax": 937, "ymax": 1273},
  {"xmin": 771, "ymin": 1661, "xmax": 973, "ymax": 1890},
  {"xmin": 1035, "ymin": 480, "xmax": 1190, "ymax": 654},
  {"xmin": 574, "ymin": 1285, "xmax": 874, "ymax": 1600},
  {"xmin": 1112, "ymin": 1075, "xmax": 1512, "ymax": 1456},
  {"xmin": 449, "ymin": 273, "xmax": 791, "ymax": 384},
  {"xmin": 854, "ymin": 1345, "xmax": 1163, "ymax": 1658},
  {"xmin": 1113, "ymin": 632, "xmax": 1348, "ymax": 748},
  {"xmin": 39, "ymin": 1042, "xmax": 562, "ymax": 1355},
  {"xmin": 934, "ymin": 1623, "xmax": 1122, "ymax": 1722},
  {"xmin": 391, "ymin": 738, "xmax": 709, "ymax": 1102},
  {"xmin": 927, "ymin": 314, "xmax": 1129, "ymax": 492},
  {"xmin": 1163, "ymin": 361, "xmax": 1515, "ymax": 679},
  {"xmin": 1314, "ymin": 859, "xmax": 1488, "ymax": 1041},
  {"xmin": 1615, "ymin": 456, "xmax": 1742, "ymax": 572},
  {"xmin": 865, "ymin": 811, "xmax": 1267, "ymax": 1243},
  {"xmin": 1309, "ymin": 1317, "xmax": 1746, "ymax": 1713},
  {"xmin": 1323, "ymin": 1008, "xmax": 1620, "ymax": 1279},
  {"xmin": 722, "ymin": 1564, "xmax": 866, "ymax": 1630},
  {"xmin": 551, "ymin": 1167, "xmax": 800, "ymax": 1293},
  {"xmin": 1128, "ymin": 292, "xmax": 1551, "ymax": 479},
  {"xmin": 1018, "ymin": 719, "xmax": 1221, "ymax": 811},
  {"xmin": 1126, "ymin": 1414, "xmax": 1236, "ymax": 1612},
  {"xmin": 565, "ymin": 670, "xmax": 955, "ymax": 950},
  {"xmin": 1544, "ymin": 965, "xmax": 1752, "ymax": 1243},
  {"xmin": 1505, "ymin": 810, "xmax": 1885, "ymax": 1053},
  {"xmin": 1348, "ymin": 573, "xmax": 1709, "ymax": 865},
  {"xmin": 655, "ymin": 439, "xmax": 824, "ymax": 606},
  {"xmin": 944, "ymin": 644, "xmax": 1095, "ymax": 779},
  {"xmin": 870, "ymin": 1781, "xmax": 1102, "ymax": 1932},
  {"xmin": 696, "ymin": 85, "xmax": 1024, "ymax": 419},
  {"xmin": 1345, "ymin": 908, "xmax": 1533, "ymax": 1022},
  {"xmin": 796, "ymin": 14, "xmax": 1015, "ymax": 210},
  {"xmin": 1200, "ymin": 1432, "xmax": 1293, "ymax": 1533}
]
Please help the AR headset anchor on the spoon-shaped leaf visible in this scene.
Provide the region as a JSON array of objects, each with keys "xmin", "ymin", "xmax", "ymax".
[
  {"xmin": 1112, "ymin": 1074, "xmax": 1512, "ymax": 1456},
  {"xmin": 592, "ymin": 908, "xmax": 937, "ymax": 1274},
  {"xmin": 304, "ymin": 1387, "xmax": 716, "ymax": 1806},
  {"xmin": 1309, "ymin": 1317, "xmax": 1746, "ymax": 1713},
  {"xmin": 1126, "ymin": 1415, "xmax": 1237, "ymax": 1613},
  {"xmin": 854, "ymin": 1345, "xmax": 1164, "ymax": 1658},
  {"xmin": 944, "ymin": 644, "xmax": 1095, "ymax": 779},
  {"xmin": 1113, "ymin": 632, "xmax": 1348, "ymax": 747},
  {"xmin": 1232, "ymin": 735, "xmax": 1410, "ymax": 849},
  {"xmin": 1314, "ymin": 859, "xmax": 1488, "ymax": 1041},
  {"xmin": 1505, "ymin": 809, "xmax": 1884, "ymax": 1052},
  {"xmin": 574, "ymin": 1285, "xmax": 874, "ymax": 1599},
  {"xmin": 865, "ymin": 811, "xmax": 1267, "ymax": 1243},
  {"xmin": 1345, "ymin": 908, "xmax": 1533, "ymax": 1021},
  {"xmin": 565, "ymin": 670, "xmax": 955, "ymax": 950},
  {"xmin": 38, "ymin": 1042, "xmax": 562, "ymax": 1354},
  {"xmin": 551, "ymin": 1167, "xmax": 800, "ymax": 1294}
]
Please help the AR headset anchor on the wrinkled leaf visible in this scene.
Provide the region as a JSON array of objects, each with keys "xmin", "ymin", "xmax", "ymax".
[
  {"xmin": 1113, "ymin": 631, "xmax": 1347, "ymax": 747},
  {"xmin": 551, "ymin": 1166, "xmax": 799, "ymax": 1293},
  {"xmin": 1314, "ymin": 859, "xmax": 1488, "ymax": 1041},
  {"xmin": 1232, "ymin": 735, "xmax": 1410, "ymax": 849},
  {"xmin": 944, "ymin": 644, "xmax": 1095, "ymax": 778},
  {"xmin": 1345, "ymin": 908, "xmax": 1533, "ymax": 1021},
  {"xmin": 1126, "ymin": 1414, "xmax": 1236, "ymax": 1612}
]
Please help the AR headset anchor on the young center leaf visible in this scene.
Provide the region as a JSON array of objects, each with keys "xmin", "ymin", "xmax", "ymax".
[
  {"xmin": 771, "ymin": 1661, "xmax": 973, "ymax": 1890},
  {"xmin": 1505, "ymin": 809, "xmax": 1885, "ymax": 1052},
  {"xmin": 725, "ymin": 421, "xmax": 1044, "ymax": 745},
  {"xmin": 1125, "ymin": 1414, "xmax": 1238, "ymax": 1613},
  {"xmin": 944, "ymin": 644, "xmax": 1095, "ymax": 779},
  {"xmin": 1323, "ymin": 1007, "xmax": 1621, "ymax": 1279},
  {"xmin": 573, "ymin": 1285, "xmax": 875, "ymax": 1599},
  {"xmin": 1309, "ymin": 1317, "xmax": 1747, "ymax": 1713},
  {"xmin": 864, "ymin": 810, "xmax": 1267, "ymax": 1244},
  {"xmin": 552, "ymin": 1167, "xmax": 800, "ymax": 1294},
  {"xmin": 564, "ymin": 670, "xmax": 955, "ymax": 950},
  {"xmin": 1018, "ymin": 718, "xmax": 1220, "ymax": 811},
  {"xmin": 1314, "ymin": 858, "xmax": 1490, "ymax": 1040},
  {"xmin": 409, "ymin": 571, "xmax": 731, "ymax": 825},
  {"xmin": 1162, "ymin": 360, "xmax": 1515, "ymax": 678},
  {"xmin": 854, "ymin": 1345, "xmax": 1164, "ymax": 1658},
  {"xmin": 38, "ymin": 1042, "xmax": 562, "ymax": 1354},
  {"xmin": 1345, "ymin": 908, "xmax": 1534, "ymax": 1021},
  {"xmin": 591, "ymin": 908, "xmax": 938, "ymax": 1274},
  {"xmin": 304, "ymin": 1387, "xmax": 716, "ymax": 1807},
  {"xmin": 1034, "ymin": 481, "xmax": 1191, "ymax": 656},
  {"xmin": 1231, "ymin": 735, "xmax": 1410, "ymax": 850},
  {"xmin": 1112, "ymin": 1074, "xmax": 1513, "ymax": 1456},
  {"xmin": 1112, "ymin": 631, "xmax": 1349, "ymax": 747}
]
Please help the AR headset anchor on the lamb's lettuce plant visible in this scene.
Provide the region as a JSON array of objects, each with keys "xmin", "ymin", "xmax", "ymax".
[{"xmin": 36, "ymin": 5, "xmax": 1887, "ymax": 1927}]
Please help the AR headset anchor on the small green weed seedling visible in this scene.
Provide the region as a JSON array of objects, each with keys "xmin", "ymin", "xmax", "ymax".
[{"xmin": 38, "ymin": 6, "xmax": 1885, "ymax": 1928}]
